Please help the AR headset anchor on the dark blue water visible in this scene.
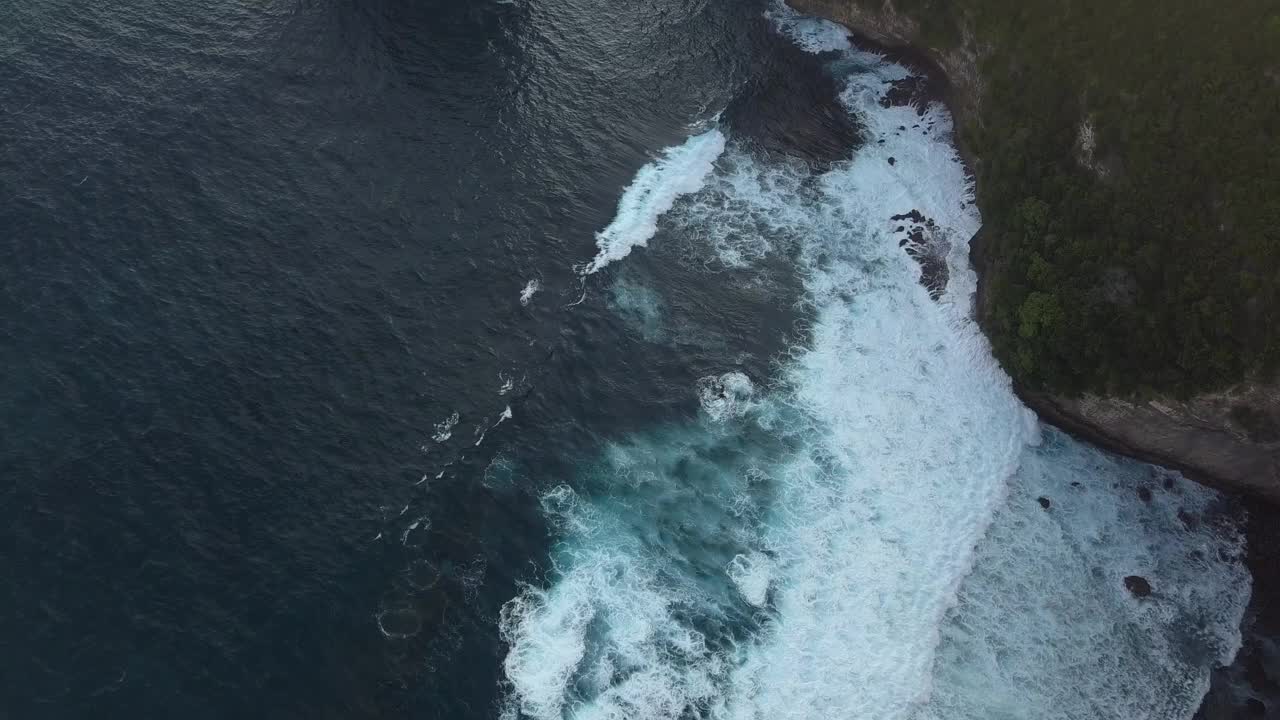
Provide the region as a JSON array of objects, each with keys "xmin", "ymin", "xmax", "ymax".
[{"xmin": 1, "ymin": 1, "xmax": 854, "ymax": 716}]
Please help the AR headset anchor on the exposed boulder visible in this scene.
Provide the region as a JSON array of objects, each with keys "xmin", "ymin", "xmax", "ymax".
[{"xmin": 1124, "ymin": 575, "xmax": 1153, "ymax": 598}]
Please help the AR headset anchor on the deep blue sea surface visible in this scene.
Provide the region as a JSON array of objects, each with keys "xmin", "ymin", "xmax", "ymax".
[{"xmin": 1, "ymin": 1, "xmax": 1254, "ymax": 718}]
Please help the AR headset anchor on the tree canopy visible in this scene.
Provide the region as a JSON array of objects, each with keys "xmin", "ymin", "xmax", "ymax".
[{"xmin": 876, "ymin": 0, "xmax": 1280, "ymax": 396}]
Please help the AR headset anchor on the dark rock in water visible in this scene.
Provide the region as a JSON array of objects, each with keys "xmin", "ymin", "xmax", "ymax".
[
  {"xmin": 1037, "ymin": 496, "xmax": 1051, "ymax": 509},
  {"xmin": 1138, "ymin": 487, "xmax": 1153, "ymax": 502},
  {"xmin": 1246, "ymin": 698, "xmax": 1267, "ymax": 716},
  {"xmin": 1071, "ymin": 481, "xmax": 1082, "ymax": 487},
  {"xmin": 887, "ymin": 156, "xmax": 896, "ymax": 165},
  {"xmin": 890, "ymin": 209, "xmax": 950, "ymax": 299},
  {"xmin": 1164, "ymin": 476, "xmax": 1176, "ymax": 490},
  {"xmin": 878, "ymin": 75, "xmax": 940, "ymax": 112},
  {"xmin": 915, "ymin": 256, "xmax": 948, "ymax": 298},
  {"xmin": 1124, "ymin": 575, "xmax": 1153, "ymax": 597}
]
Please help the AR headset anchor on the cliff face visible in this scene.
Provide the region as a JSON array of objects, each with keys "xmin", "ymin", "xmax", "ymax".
[
  {"xmin": 1026, "ymin": 387, "xmax": 1280, "ymax": 503},
  {"xmin": 789, "ymin": 0, "xmax": 1280, "ymax": 503}
]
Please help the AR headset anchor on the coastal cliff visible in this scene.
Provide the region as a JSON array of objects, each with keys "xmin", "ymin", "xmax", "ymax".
[{"xmin": 789, "ymin": 0, "xmax": 1280, "ymax": 504}]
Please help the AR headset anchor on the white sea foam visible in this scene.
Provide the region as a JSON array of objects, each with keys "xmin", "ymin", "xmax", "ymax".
[
  {"xmin": 697, "ymin": 371, "xmax": 756, "ymax": 422},
  {"xmin": 727, "ymin": 552, "xmax": 773, "ymax": 607},
  {"xmin": 710, "ymin": 64, "xmax": 1034, "ymax": 717},
  {"xmin": 765, "ymin": 1, "xmax": 852, "ymax": 54},
  {"xmin": 582, "ymin": 129, "xmax": 727, "ymax": 274},
  {"xmin": 503, "ymin": 432, "xmax": 771, "ymax": 720},
  {"xmin": 502, "ymin": 22, "xmax": 1248, "ymax": 720},
  {"xmin": 673, "ymin": 152, "xmax": 808, "ymax": 267},
  {"xmin": 913, "ymin": 434, "xmax": 1248, "ymax": 720},
  {"xmin": 520, "ymin": 279, "xmax": 540, "ymax": 306},
  {"xmin": 401, "ymin": 515, "xmax": 430, "ymax": 546},
  {"xmin": 483, "ymin": 453, "xmax": 519, "ymax": 490},
  {"xmin": 432, "ymin": 411, "xmax": 459, "ymax": 443},
  {"xmin": 501, "ymin": 547, "xmax": 727, "ymax": 720},
  {"xmin": 475, "ymin": 406, "xmax": 512, "ymax": 447}
]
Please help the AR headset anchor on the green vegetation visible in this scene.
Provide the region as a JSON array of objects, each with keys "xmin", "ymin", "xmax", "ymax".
[{"xmin": 873, "ymin": 0, "xmax": 1279, "ymax": 395}]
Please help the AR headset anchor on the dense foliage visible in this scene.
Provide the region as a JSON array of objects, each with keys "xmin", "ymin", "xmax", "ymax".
[{"xmin": 874, "ymin": 0, "xmax": 1280, "ymax": 396}]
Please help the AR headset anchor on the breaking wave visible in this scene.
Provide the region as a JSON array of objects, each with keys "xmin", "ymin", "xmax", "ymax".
[{"xmin": 582, "ymin": 129, "xmax": 727, "ymax": 274}]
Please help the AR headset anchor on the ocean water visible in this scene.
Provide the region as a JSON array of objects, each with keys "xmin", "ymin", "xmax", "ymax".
[{"xmin": 1, "ymin": 0, "xmax": 1250, "ymax": 718}]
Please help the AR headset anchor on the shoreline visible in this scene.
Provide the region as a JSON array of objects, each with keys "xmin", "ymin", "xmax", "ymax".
[
  {"xmin": 839, "ymin": 24, "xmax": 1279, "ymax": 506},
  {"xmin": 811, "ymin": 13, "xmax": 1280, "ymax": 718}
]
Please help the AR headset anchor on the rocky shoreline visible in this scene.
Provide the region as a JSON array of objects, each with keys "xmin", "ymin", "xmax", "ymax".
[
  {"xmin": 788, "ymin": 0, "xmax": 1280, "ymax": 507},
  {"xmin": 1196, "ymin": 496, "xmax": 1280, "ymax": 719},
  {"xmin": 784, "ymin": 1, "xmax": 1280, "ymax": 716}
]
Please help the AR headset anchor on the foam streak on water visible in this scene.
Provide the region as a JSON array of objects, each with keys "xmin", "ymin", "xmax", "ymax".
[
  {"xmin": 500, "ymin": 16, "xmax": 1248, "ymax": 720},
  {"xmin": 582, "ymin": 129, "xmax": 727, "ymax": 274},
  {"xmin": 764, "ymin": 2, "xmax": 852, "ymax": 54}
]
